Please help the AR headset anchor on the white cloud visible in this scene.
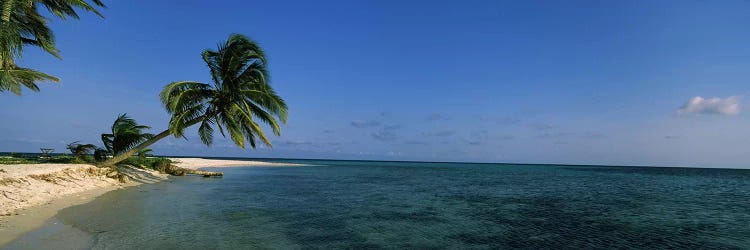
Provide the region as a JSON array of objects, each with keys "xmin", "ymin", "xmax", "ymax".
[{"xmin": 678, "ymin": 96, "xmax": 740, "ymax": 115}]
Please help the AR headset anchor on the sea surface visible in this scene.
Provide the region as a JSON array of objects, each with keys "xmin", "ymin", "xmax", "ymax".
[{"xmin": 5, "ymin": 160, "xmax": 750, "ymax": 249}]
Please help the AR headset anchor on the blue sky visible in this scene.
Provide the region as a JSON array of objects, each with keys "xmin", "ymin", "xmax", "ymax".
[{"xmin": 1, "ymin": 1, "xmax": 749, "ymax": 168}]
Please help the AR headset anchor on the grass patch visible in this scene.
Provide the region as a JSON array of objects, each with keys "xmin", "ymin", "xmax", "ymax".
[
  {"xmin": 0, "ymin": 155, "xmax": 97, "ymax": 165},
  {"xmin": 0, "ymin": 156, "xmax": 36, "ymax": 164}
]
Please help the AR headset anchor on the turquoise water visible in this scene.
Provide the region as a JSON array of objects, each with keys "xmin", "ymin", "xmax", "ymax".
[{"xmin": 6, "ymin": 160, "xmax": 750, "ymax": 249}]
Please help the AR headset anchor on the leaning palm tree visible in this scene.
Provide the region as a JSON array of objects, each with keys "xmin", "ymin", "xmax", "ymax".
[
  {"xmin": 101, "ymin": 114, "xmax": 154, "ymax": 155},
  {"xmin": 66, "ymin": 141, "xmax": 96, "ymax": 159},
  {"xmin": 101, "ymin": 34, "xmax": 287, "ymax": 166},
  {"xmin": 0, "ymin": 0, "xmax": 105, "ymax": 94}
]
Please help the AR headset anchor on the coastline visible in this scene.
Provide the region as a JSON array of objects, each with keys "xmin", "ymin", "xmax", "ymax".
[
  {"xmin": 168, "ymin": 157, "xmax": 308, "ymax": 169},
  {"xmin": 0, "ymin": 158, "xmax": 305, "ymax": 246}
]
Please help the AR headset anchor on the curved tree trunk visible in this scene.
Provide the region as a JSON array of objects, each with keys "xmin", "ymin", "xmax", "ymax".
[
  {"xmin": 100, "ymin": 129, "xmax": 172, "ymax": 167},
  {"xmin": 100, "ymin": 117, "xmax": 205, "ymax": 167}
]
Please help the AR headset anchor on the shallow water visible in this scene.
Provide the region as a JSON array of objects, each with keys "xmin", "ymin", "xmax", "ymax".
[{"xmin": 6, "ymin": 161, "xmax": 750, "ymax": 249}]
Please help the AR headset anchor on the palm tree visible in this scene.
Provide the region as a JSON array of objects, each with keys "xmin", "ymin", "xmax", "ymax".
[
  {"xmin": 0, "ymin": 0, "xmax": 105, "ymax": 94},
  {"xmin": 66, "ymin": 141, "xmax": 96, "ymax": 159},
  {"xmin": 93, "ymin": 147, "xmax": 109, "ymax": 162},
  {"xmin": 101, "ymin": 34, "xmax": 287, "ymax": 166},
  {"xmin": 101, "ymin": 114, "xmax": 154, "ymax": 155}
]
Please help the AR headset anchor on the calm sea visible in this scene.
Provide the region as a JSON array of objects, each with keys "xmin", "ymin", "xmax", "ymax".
[{"xmin": 6, "ymin": 160, "xmax": 750, "ymax": 249}]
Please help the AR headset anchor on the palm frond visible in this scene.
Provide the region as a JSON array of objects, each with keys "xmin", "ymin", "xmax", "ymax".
[
  {"xmin": 197, "ymin": 118, "xmax": 214, "ymax": 145},
  {"xmin": 37, "ymin": 0, "xmax": 106, "ymax": 19},
  {"xmin": 0, "ymin": 0, "xmax": 103, "ymax": 94},
  {"xmin": 101, "ymin": 113, "xmax": 154, "ymax": 154},
  {"xmin": 159, "ymin": 33, "xmax": 288, "ymax": 150},
  {"xmin": 66, "ymin": 141, "xmax": 96, "ymax": 157},
  {"xmin": 0, "ymin": 65, "xmax": 59, "ymax": 95}
]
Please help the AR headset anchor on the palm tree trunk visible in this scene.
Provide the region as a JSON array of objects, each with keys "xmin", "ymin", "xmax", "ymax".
[
  {"xmin": 100, "ymin": 129, "xmax": 172, "ymax": 167},
  {"xmin": 100, "ymin": 117, "xmax": 205, "ymax": 167}
]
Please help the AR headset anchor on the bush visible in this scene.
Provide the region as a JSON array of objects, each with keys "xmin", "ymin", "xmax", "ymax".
[
  {"xmin": 149, "ymin": 158, "xmax": 172, "ymax": 172},
  {"xmin": 47, "ymin": 156, "xmax": 76, "ymax": 163},
  {"xmin": 71, "ymin": 155, "xmax": 95, "ymax": 164},
  {"xmin": 120, "ymin": 157, "xmax": 144, "ymax": 167},
  {"xmin": 119, "ymin": 156, "xmax": 174, "ymax": 173},
  {"xmin": 94, "ymin": 149, "xmax": 109, "ymax": 162},
  {"xmin": 0, "ymin": 156, "xmax": 34, "ymax": 164}
]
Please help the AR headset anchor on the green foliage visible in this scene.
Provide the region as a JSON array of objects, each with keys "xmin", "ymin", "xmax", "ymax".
[
  {"xmin": 160, "ymin": 34, "xmax": 288, "ymax": 149},
  {"xmin": 66, "ymin": 141, "xmax": 96, "ymax": 158},
  {"xmin": 120, "ymin": 156, "xmax": 173, "ymax": 172},
  {"xmin": 0, "ymin": 155, "xmax": 95, "ymax": 164},
  {"xmin": 41, "ymin": 155, "xmax": 74, "ymax": 163},
  {"xmin": 101, "ymin": 114, "xmax": 154, "ymax": 155},
  {"xmin": 147, "ymin": 158, "xmax": 172, "ymax": 172},
  {"xmin": 71, "ymin": 155, "xmax": 94, "ymax": 164},
  {"xmin": 0, "ymin": 156, "xmax": 34, "ymax": 164},
  {"xmin": 93, "ymin": 148, "xmax": 109, "ymax": 162},
  {"xmin": 0, "ymin": 0, "xmax": 105, "ymax": 95},
  {"xmin": 0, "ymin": 66, "xmax": 59, "ymax": 94},
  {"xmin": 101, "ymin": 34, "xmax": 289, "ymax": 167},
  {"xmin": 137, "ymin": 148, "xmax": 153, "ymax": 158}
]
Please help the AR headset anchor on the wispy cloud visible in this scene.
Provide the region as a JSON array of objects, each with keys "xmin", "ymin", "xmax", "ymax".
[
  {"xmin": 463, "ymin": 130, "xmax": 489, "ymax": 146},
  {"xmin": 470, "ymin": 130, "xmax": 489, "ymax": 139},
  {"xmin": 426, "ymin": 113, "xmax": 443, "ymax": 121},
  {"xmin": 351, "ymin": 120, "xmax": 381, "ymax": 128},
  {"xmin": 498, "ymin": 135, "xmax": 515, "ymax": 140},
  {"xmin": 383, "ymin": 124, "xmax": 402, "ymax": 130},
  {"xmin": 7, "ymin": 138, "xmax": 49, "ymax": 144},
  {"xmin": 527, "ymin": 123, "xmax": 555, "ymax": 130},
  {"xmin": 581, "ymin": 132, "xmax": 607, "ymax": 139},
  {"xmin": 69, "ymin": 121, "xmax": 91, "ymax": 129},
  {"xmin": 371, "ymin": 130, "xmax": 397, "ymax": 141},
  {"xmin": 536, "ymin": 132, "xmax": 571, "ymax": 138},
  {"xmin": 275, "ymin": 140, "xmax": 314, "ymax": 146},
  {"xmin": 426, "ymin": 130, "xmax": 456, "ymax": 137},
  {"xmin": 678, "ymin": 96, "xmax": 740, "ymax": 116}
]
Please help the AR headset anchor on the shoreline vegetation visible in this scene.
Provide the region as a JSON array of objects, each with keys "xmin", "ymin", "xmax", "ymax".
[{"xmin": 0, "ymin": 156, "xmax": 305, "ymax": 246}]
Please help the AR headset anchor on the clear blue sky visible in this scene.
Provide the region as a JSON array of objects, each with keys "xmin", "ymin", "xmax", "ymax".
[{"xmin": 1, "ymin": 1, "xmax": 749, "ymax": 168}]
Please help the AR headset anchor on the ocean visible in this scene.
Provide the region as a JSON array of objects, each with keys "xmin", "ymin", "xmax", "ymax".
[{"xmin": 5, "ymin": 160, "xmax": 750, "ymax": 249}]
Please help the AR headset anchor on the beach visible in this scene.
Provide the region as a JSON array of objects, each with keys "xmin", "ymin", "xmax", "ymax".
[{"xmin": 0, "ymin": 158, "xmax": 302, "ymax": 246}]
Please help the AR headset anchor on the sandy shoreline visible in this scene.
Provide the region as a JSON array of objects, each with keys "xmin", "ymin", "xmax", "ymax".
[
  {"xmin": 0, "ymin": 158, "xmax": 305, "ymax": 246},
  {"xmin": 168, "ymin": 157, "xmax": 307, "ymax": 169}
]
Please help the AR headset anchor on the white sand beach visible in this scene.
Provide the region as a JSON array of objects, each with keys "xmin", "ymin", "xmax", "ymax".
[
  {"xmin": 0, "ymin": 158, "xmax": 304, "ymax": 246},
  {"xmin": 0, "ymin": 163, "xmax": 167, "ymax": 245}
]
